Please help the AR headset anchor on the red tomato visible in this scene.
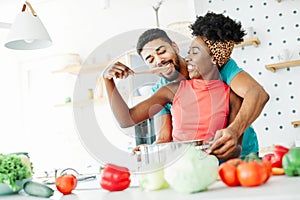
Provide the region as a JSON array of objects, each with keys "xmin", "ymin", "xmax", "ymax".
[
  {"xmin": 219, "ymin": 158, "xmax": 243, "ymax": 187},
  {"xmin": 261, "ymin": 158, "xmax": 272, "ymax": 182},
  {"xmin": 237, "ymin": 160, "xmax": 268, "ymax": 187},
  {"xmin": 56, "ymin": 174, "xmax": 78, "ymax": 195}
]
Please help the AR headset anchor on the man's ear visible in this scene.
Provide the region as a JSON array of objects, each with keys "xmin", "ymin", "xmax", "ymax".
[{"xmin": 171, "ymin": 41, "xmax": 179, "ymax": 54}]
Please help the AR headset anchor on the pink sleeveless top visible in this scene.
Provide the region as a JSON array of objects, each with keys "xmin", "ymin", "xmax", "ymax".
[{"xmin": 171, "ymin": 79, "xmax": 229, "ymax": 142}]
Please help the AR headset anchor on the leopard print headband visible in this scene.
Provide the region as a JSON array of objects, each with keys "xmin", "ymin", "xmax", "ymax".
[{"xmin": 203, "ymin": 38, "xmax": 235, "ymax": 67}]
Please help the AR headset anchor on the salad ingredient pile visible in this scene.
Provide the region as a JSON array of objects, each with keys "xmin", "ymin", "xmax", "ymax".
[{"xmin": 0, "ymin": 153, "xmax": 32, "ymax": 191}]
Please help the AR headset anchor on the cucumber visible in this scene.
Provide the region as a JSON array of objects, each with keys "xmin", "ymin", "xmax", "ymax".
[{"xmin": 23, "ymin": 181, "xmax": 54, "ymax": 198}]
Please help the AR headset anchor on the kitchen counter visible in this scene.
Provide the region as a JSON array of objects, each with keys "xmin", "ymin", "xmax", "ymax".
[{"xmin": 1, "ymin": 175, "xmax": 300, "ymax": 200}]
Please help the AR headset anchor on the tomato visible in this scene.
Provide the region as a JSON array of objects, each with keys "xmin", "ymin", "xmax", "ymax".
[
  {"xmin": 219, "ymin": 153, "xmax": 271, "ymax": 188},
  {"xmin": 237, "ymin": 160, "xmax": 268, "ymax": 187},
  {"xmin": 219, "ymin": 158, "xmax": 243, "ymax": 187},
  {"xmin": 56, "ymin": 174, "xmax": 78, "ymax": 195},
  {"xmin": 261, "ymin": 158, "xmax": 272, "ymax": 183}
]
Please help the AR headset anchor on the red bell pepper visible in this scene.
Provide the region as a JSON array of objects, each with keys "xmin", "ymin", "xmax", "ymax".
[
  {"xmin": 100, "ymin": 163, "xmax": 131, "ymax": 192},
  {"xmin": 263, "ymin": 145, "xmax": 289, "ymax": 169}
]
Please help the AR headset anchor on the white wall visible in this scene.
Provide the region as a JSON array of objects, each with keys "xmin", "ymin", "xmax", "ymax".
[
  {"xmin": 0, "ymin": 0, "xmax": 195, "ymax": 173},
  {"xmin": 195, "ymin": 0, "xmax": 300, "ymax": 149}
]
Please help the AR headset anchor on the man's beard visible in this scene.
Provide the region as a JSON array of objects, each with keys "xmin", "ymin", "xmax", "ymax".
[{"xmin": 161, "ymin": 55, "xmax": 182, "ymax": 81}]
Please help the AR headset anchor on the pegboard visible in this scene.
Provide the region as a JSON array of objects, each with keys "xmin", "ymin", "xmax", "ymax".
[{"xmin": 194, "ymin": 0, "xmax": 300, "ymax": 149}]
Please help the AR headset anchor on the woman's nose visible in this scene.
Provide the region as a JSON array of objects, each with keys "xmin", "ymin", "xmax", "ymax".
[{"xmin": 185, "ymin": 56, "xmax": 191, "ymax": 62}]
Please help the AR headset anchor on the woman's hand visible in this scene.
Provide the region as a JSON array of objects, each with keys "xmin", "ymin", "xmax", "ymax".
[{"xmin": 103, "ymin": 61, "xmax": 134, "ymax": 79}]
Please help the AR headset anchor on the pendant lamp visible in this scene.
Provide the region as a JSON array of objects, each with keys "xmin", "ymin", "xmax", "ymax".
[{"xmin": 4, "ymin": 1, "xmax": 52, "ymax": 50}]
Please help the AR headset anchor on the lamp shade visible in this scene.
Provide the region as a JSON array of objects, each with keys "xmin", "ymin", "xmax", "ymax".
[{"xmin": 4, "ymin": 12, "xmax": 52, "ymax": 50}]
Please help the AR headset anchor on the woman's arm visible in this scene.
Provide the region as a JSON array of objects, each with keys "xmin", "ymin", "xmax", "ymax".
[{"xmin": 104, "ymin": 77, "xmax": 174, "ymax": 128}]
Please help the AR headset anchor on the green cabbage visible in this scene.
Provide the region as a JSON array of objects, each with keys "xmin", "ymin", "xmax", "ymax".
[
  {"xmin": 0, "ymin": 154, "xmax": 32, "ymax": 191},
  {"xmin": 164, "ymin": 146, "xmax": 219, "ymax": 193}
]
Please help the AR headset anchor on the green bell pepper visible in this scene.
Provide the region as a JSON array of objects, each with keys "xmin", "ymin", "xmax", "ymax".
[{"xmin": 282, "ymin": 147, "xmax": 300, "ymax": 176}]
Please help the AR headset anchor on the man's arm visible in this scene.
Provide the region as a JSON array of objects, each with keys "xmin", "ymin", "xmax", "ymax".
[
  {"xmin": 132, "ymin": 112, "xmax": 173, "ymax": 154},
  {"xmin": 209, "ymin": 71, "xmax": 269, "ymax": 159},
  {"xmin": 153, "ymin": 114, "xmax": 173, "ymax": 144},
  {"xmin": 227, "ymin": 71, "xmax": 269, "ymax": 136},
  {"xmin": 227, "ymin": 89, "xmax": 243, "ymax": 126}
]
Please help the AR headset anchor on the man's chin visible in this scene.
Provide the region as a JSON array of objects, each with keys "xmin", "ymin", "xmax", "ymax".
[{"xmin": 162, "ymin": 72, "xmax": 180, "ymax": 81}]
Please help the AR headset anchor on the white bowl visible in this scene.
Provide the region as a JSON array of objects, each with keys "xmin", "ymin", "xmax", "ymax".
[{"xmin": 0, "ymin": 178, "xmax": 31, "ymax": 196}]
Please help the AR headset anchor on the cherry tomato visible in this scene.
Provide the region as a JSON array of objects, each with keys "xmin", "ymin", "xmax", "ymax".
[
  {"xmin": 56, "ymin": 174, "xmax": 78, "ymax": 195},
  {"xmin": 237, "ymin": 160, "xmax": 268, "ymax": 187},
  {"xmin": 219, "ymin": 158, "xmax": 243, "ymax": 187}
]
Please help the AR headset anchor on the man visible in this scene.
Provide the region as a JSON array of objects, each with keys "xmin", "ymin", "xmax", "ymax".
[
  {"xmin": 106, "ymin": 14, "xmax": 269, "ymax": 159},
  {"xmin": 104, "ymin": 28, "xmax": 242, "ymax": 155}
]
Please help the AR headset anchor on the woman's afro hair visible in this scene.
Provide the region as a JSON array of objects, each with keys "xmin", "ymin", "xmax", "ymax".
[{"xmin": 190, "ymin": 12, "xmax": 246, "ymax": 43}]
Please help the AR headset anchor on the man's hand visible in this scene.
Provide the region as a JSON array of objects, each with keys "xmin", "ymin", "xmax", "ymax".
[
  {"xmin": 207, "ymin": 128, "xmax": 241, "ymax": 160},
  {"xmin": 132, "ymin": 144, "xmax": 150, "ymax": 155},
  {"xmin": 103, "ymin": 61, "xmax": 134, "ymax": 79}
]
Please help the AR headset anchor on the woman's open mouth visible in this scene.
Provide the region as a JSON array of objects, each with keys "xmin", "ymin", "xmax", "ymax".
[{"xmin": 187, "ymin": 64, "xmax": 195, "ymax": 72}]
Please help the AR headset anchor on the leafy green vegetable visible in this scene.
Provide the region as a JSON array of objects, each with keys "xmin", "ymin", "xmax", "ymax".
[
  {"xmin": 0, "ymin": 154, "xmax": 32, "ymax": 191},
  {"xmin": 164, "ymin": 146, "xmax": 219, "ymax": 193}
]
